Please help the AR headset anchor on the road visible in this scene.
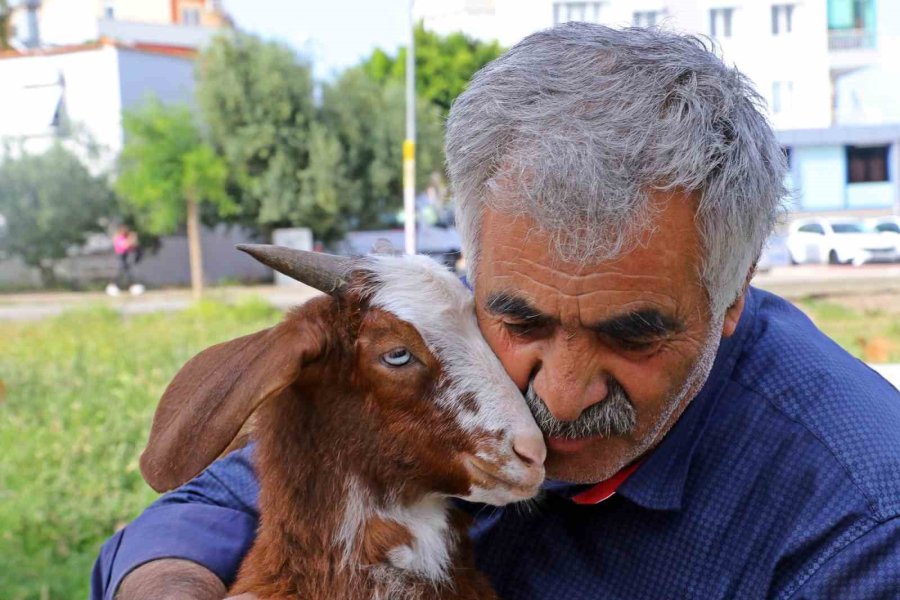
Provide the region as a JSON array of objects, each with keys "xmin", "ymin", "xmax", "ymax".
[
  {"xmin": 1, "ymin": 263, "xmax": 897, "ymax": 321},
  {"xmin": 752, "ymin": 263, "xmax": 900, "ymax": 301},
  {"xmin": 2, "ymin": 265, "xmax": 897, "ymax": 388},
  {"xmin": 0, "ymin": 284, "xmax": 321, "ymax": 321}
]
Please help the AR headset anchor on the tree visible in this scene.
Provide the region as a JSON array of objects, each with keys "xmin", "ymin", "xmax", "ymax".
[
  {"xmin": 196, "ymin": 33, "xmax": 356, "ymax": 242},
  {"xmin": 0, "ymin": 0, "xmax": 11, "ymax": 51},
  {"xmin": 361, "ymin": 24, "xmax": 504, "ymax": 115},
  {"xmin": 319, "ymin": 69, "xmax": 444, "ymax": 230},
  {"xmin": 116, "ymin": 100, "xmax": 234, "ymax": 299},
  {"xmin": 0, "ymin": 145, "xmax": 115, "ymax": 286}
]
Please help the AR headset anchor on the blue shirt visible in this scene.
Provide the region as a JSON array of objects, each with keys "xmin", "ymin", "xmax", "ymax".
[{"xmin": 91, "ymin": 288, "xmax": 900, "ymax": 599}]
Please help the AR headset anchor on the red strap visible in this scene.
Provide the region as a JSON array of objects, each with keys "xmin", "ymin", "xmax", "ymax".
[{"xmin": 571, "ymin": 460, "xmax": 643, "ymax": 505}]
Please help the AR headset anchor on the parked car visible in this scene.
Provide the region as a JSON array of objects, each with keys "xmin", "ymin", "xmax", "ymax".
[
  {"xmin": 869, "ymin": 216, "xmax": 900, "ymax": 235},
  {"xmin": 756, "ymin": 233, "xmax": 791, "ymax": 272},
  {"xmin": 867, "ymin": 216, "xmax": 900, "ymax": 262},
  {"xmin": 786, "ymin": 217, "xmax": 898, "ymax": 266}
]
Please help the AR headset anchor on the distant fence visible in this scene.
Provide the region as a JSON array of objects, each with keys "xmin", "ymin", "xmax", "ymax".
[{"xmin": 0, "ymin": 225, "xmax": 271, "ymax": 289}]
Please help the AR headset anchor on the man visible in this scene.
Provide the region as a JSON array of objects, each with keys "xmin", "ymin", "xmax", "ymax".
[{"xmin": 93, "ymin": 24, "xmax": 900, "ymax": 599}]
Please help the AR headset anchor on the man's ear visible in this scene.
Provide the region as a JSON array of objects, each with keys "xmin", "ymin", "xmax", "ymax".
[{"xmin": 722, "ymin": 268, "xmax": 753, "ymax": 338}]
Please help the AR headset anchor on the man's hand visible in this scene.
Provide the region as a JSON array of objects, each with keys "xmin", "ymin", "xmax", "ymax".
[{"xmin": 116, "ymin": 559, "xmax": 227, "ymax": 600}]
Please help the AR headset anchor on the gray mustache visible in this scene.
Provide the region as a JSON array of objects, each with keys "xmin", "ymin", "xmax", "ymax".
[{"xmin": 525, "ymin": 379, "xmax": 636, "ymax": 440}]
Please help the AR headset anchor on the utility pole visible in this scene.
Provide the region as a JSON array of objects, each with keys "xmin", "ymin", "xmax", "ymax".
[{"xmin": 403, "ymin": 0, "xmax": 417, "ymax": 255}]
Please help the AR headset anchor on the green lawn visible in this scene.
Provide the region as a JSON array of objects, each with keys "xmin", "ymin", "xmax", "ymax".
[
  {"xmin": 797, "ymin": 297, "xmax": 900, "ymax": 363},
  {"xmin": 0, "ymin": 299, "xmax": 281, "ymax": 600},
  {"xmin": 0, "ymin": 294, "xmax": 897, "ymax": 599}
]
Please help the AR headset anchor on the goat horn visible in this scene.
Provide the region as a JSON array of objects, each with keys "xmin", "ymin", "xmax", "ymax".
[{"xmin": 237, "ymin": 244, "xmax": 350, "ymax": 295}]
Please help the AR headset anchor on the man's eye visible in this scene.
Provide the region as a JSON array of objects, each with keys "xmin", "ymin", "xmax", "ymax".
[
  {"xmin": 503, "ymin": 321, "xmax": 539, "ymax": 337},
  {"xmin": 617, "ymin": 338, "xmax": 663, "ymax": 354}
]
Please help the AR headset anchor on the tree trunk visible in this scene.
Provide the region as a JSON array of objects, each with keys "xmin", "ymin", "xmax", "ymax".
[
  {"xmin": 37, "ymin": 262, "xmax": 57, "ymax": 289},
  {"xmin": 186, "ymin": 196, "xmax": 204, "ymax": 301}
]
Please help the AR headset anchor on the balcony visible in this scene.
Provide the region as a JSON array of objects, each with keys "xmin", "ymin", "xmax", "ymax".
[
  {"xmin": 828, "ymin": 28, "xmax": 879, "ymax": 74},
  {"xmin": 828, "ymin": 28, "xmax": 876, "ymax": 50}
]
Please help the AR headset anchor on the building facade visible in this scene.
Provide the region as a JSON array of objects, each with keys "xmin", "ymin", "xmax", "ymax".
[
  {"xmin": 0, "ymin": 40, "xmax": 196, "ymax": 169},
  {"xmin": 1, "ymin": 0, "xmax": 231, "ymax": 168},
  {"xmin": 416, "ymin": 0, "xmax": 900, "ymax": 214},
  {"xmin": 8, "ymin": 0, "xmax": 230, "ymax": 49}
]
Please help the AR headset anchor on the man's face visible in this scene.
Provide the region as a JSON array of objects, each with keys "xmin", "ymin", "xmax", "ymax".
[{"xmin": 473, "ymin": 191, "xmax": 744, "ymax": 483}]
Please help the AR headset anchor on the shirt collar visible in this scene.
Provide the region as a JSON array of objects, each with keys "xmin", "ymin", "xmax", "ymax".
[{"xmin": 541, "ymin": 287, "xmax": 759, "ymax": 511}]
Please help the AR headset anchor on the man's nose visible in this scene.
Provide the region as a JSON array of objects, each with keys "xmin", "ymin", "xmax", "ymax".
[{"xmin": 534, "ymin": 334, "xmax": 608, "ymax": 422}]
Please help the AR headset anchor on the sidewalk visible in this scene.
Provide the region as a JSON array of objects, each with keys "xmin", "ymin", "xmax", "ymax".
[
  {"xmin": 2, "ymin": 278, "xmax": 898, "ymax": 389},
  {"xmin": 0, "ymin": 284, "xmax": 320, "ymax": 321}
]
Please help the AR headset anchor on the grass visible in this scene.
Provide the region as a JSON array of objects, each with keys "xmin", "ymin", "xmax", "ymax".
[
  {"xmin": 797, "ymin": 297, "xmax": 900, "ymax": 362},
  {"xmin": 0, "ymin": 293, "xmax": 897, "ymax": 599},
  {"xmin": 0, "ymin": 298, "xmax": 281, "ymax": 600}
]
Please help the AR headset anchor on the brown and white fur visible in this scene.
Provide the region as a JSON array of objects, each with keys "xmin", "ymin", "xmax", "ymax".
[{"xmin": 140, "ymin": 251, "xmax": 546, "ymax": 599}]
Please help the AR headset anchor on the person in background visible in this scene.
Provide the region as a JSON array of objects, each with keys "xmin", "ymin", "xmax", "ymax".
[{"xmin": 106, "ymin": 224, "xmax": 144, "ymax": 296}]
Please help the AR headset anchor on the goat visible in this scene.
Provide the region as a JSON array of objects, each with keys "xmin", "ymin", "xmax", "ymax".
[{"xmin": 140, "ymin": 245, "xmax": 546, "ymax": 600}]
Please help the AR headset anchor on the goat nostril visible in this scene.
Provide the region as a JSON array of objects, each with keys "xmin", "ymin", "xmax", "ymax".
[{"xmin": 513, "ymin": 435, "xmax": 547, "ymax": 466}]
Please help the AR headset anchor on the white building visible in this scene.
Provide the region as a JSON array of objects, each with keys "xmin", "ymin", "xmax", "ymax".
[
  {"xmin": 416, "ymin": 0, "xmax": 900, "ymax": 214},
  {"xmin": 7, "ymin": 0, "xmax": 230, "ymax": 50},
  {"xmin": 0, "ymin": 40, "xmax": 196, "ymax": 169},
  {"xmin": 0, "ymin": 0, "xmax": 230, "ymax": 168}
]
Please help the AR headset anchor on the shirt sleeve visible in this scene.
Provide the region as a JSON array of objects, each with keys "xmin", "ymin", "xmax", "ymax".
[
  {"xmin": 90, "ymin": 445, "xmax": 260, "ymax": 600},
  {"xmin": 787, "ymin": 517, "xmax": 900, "ymax": 600}
]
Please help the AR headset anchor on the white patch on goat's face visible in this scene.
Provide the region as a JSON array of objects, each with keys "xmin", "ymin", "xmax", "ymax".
[{"xmin": 363, "ymin": 255, "xmax": 545, "ymax": 504}]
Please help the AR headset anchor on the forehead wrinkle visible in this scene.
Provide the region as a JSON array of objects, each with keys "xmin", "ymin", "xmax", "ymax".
[
  {"xmin": 492, "ymin": 254, "xmax": 682, "ymax": 293},
  {"xmin": 499, "ymin": 265, "xmax": 680, "ymax": 312}
]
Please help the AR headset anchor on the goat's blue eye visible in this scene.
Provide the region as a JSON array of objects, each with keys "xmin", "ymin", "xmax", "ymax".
[{"xmin": 382, "ymin": 347, "xmax": 412, "ymax": 367}]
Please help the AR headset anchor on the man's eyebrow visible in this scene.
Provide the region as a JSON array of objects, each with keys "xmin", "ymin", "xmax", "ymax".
[
  {"xmin": 591, "ymin": 309, "xmax": 685, "ymax": 339},
  {"xmin": 485, "ymin": 292, "xmax": 552, "ymax": 322}
]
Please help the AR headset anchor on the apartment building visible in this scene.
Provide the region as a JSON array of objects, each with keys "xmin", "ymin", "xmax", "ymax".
[
  {"xmin": 0, "ymin": 40, "xmax": 196, "ymax": 169},
  {"xmin": 8, "ymin": 0, "xmax": 230, "ymax": 50},
  {"xmin": 0, "ymin": 0, "xmax": 230, "ymax": 168},
  {"xmin": 416, "ymin": 0, "xmax": 900, "ymax": 214}
]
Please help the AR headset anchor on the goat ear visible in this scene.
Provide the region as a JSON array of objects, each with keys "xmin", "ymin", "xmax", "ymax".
[{"xmin": 140, "ymin": 312, "xmax": 326, "ymax": 492}]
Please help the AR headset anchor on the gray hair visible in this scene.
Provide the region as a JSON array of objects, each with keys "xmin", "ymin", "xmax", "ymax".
[{"xmin": 446, "ymin": 23, "xmax": 787, "ymax": 316}]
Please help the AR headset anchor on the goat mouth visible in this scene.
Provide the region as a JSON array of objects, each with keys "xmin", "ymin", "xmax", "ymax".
[{"xmin": 463, "ymin": 455, "xmax": 539, "ymax": 496}]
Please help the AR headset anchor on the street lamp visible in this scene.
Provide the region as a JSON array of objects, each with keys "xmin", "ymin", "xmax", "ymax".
[{"xmin": 403, "ymin": 0, "xmax": 416, "ymax": 255}]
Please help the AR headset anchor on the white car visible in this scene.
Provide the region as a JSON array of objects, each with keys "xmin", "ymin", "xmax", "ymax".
[
  {"xmin": 756, "ymin": 234, "xmax": 791, "ymax": 271},
  {"xmin": 786, "ymin": 217, "xmax": 898, "ymax": 266},
  {"xmin": 868, "ymin": 216, "xmax": 900, "ymax": 262}
]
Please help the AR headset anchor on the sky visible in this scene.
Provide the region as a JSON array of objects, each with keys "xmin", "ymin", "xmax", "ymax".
[{"xmin": 223, "ymin": 0, "xmax": 411, "ymax": 79}]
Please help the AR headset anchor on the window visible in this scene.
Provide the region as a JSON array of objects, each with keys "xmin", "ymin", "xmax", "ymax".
[
  {"xmin": 772, "ymin": 4, "xmax": 794, "ymax": 34},
  {"xmin": 875, "ymin": 222, "xmax": 900, "ymax": 233},
  {"xmin": 709, "ymin": 7, "xmax": 734, "ymax": 38},
  {"xmin": 633, "ymin": 10, "xmax": 659, "ymax": 27},
  {"xmin": 798, "ymin": 223, "xmax": 825, "ymax": 234},
  {"xmin": 104, "ymin": 0, "xmax": 115, "ymax": 19},
  {"xmin": 828, "ymin": 0, "xmax": 874, "ymax": 30},
  {"xmin": 831, "ymin": 222, "xmax": 864, "ymax": 234},
  {"xmin": 554, "ymin": 2, "xmax": 603, "ymax": 25},
  {"xmin": 771, "ymin": 81, "xmax": 793, "ymax": 114},
  {"xmin": 181, "ymin": 7, "xmax": 200, "ymax": 25},
  {"xmin": 846, "ymin": 145, "xmax": 889, "ymax": 183}
]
